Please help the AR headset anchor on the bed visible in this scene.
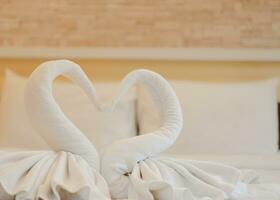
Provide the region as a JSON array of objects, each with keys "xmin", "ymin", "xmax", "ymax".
[
  {"xmin": 162, "ymin": 153, "xmax": 280, "ymax": 184},
  {"xmin": 0, "ymin": 58, "xmax": 280, "ymax": 199}
]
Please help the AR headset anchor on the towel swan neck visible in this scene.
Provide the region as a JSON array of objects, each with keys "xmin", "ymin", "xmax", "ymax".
[
  {"xmin": 25, "ymin": 60, "xmax": 101, "ymax": 170},
  {"xmin": 102, "ymin": 69, "xmax": 183, "ymax": 198},
  {"xmin": 113, "ymin": 69, "xmax": 183, "ymax": 151}
]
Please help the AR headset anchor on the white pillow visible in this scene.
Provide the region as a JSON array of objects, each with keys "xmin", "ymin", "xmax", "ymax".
[
  {"xmin": 0, "ymin": 70, "xmax": 137, "ymax": 152},
  {"xmin": 138, "ymin": 79, "xmax": 279, "ymax": 155}
]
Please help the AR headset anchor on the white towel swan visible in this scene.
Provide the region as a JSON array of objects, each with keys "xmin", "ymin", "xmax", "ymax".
[
  {"xmin": 0, "ymin": 60, "xmax": 110, "ymax": 200},
  {"xmin": 101, "ymin": 69, "xmax": 256, "ymax": 200}
]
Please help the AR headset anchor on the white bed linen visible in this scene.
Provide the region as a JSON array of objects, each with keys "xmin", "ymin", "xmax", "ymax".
[
  {"xmin": 161, "ymin": 152, "xmax": 280, "ymax": 184},
  {"xmin": 161, "ymin": 153, "xmax": 280, "ymax": 199}
]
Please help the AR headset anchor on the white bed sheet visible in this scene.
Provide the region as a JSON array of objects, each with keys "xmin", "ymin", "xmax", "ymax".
[
  {"xmin": 161, "ymin": 152, "xmax": 280, "ymax": 183},
  {"xmin": 161, "ymin": 152, "xmax": 280, "ymax": 199}
]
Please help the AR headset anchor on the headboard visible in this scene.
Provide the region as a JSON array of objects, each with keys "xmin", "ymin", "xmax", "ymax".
[
  {"xmin": 1, "ymin": 58, "xmax": 280, "ymax": 96},
  {"xmin": 1, "ymin": 58, "xmax": 280, "ymax": 80}
]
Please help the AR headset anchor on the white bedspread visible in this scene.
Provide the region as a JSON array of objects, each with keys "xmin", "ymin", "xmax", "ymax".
[
  {"xmin": 161, "ymin": 153, "xmax": 280, "ymax": 170},
  {"xmin": 161, "ymin": 153, "xmax": 280, "ymax": 199}
]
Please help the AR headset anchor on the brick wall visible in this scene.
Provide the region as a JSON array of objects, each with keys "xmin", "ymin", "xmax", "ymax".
[{"xmin": 0, "ymin": 0, "xmax": 279, "ymax": 48}]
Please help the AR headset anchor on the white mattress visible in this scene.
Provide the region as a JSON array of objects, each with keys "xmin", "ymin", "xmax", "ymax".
[{"xmin": 161, "ymin": 152, "xmax": 280, "ymax": 184}]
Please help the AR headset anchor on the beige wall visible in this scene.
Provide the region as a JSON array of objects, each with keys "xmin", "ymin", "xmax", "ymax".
[{"xmin": 0, "ymin": 0, "xmax": 280, "ymax": 48}]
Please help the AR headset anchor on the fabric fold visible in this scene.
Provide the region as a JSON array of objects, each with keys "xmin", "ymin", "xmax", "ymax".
[
  {"xmin": 128, "ymin": 157, "xmax": 279, "ymax": 200},
  {"xmin": 0, "ymin": 150, "xmax": 110, "ymax": 200}
]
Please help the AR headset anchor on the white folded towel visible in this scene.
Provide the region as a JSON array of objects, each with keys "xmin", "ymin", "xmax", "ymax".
[
  {"xmin": 100, "ymin": 69, "xmax": 254, "ymax": 200},
  {"xmin": 0, "ymin": 150, "xmax": 109, "ymax": 200},
  {"xmin": 25, "ymin": 60, "xmax": 102, "ymax": 170},
  {"xmin": 0, "ymin": 60, "xmax": 111, "ymax": 200}
]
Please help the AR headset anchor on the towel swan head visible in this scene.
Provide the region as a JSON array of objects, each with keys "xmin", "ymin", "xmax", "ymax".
[
  {"xmin": 101, "ymin": 69, "xmax": 183, "ymax": 199},
  {"xmin": 25, "ymin": 59, "xmax": 102, "ymax": 171}
]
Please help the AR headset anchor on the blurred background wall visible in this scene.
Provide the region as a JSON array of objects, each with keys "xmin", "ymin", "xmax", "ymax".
[
  {"xmin": 0, "ymin": 0, "xmax": 279, "ymax": 48},
  {"xmin": 0, "ymin": 0, "xmax": 280, "ymax": 89}
]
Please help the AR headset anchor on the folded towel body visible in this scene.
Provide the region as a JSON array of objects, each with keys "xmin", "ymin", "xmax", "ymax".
[{"xmin": 0, "ymin": 150, "xmax": 110, "ymax": 200}]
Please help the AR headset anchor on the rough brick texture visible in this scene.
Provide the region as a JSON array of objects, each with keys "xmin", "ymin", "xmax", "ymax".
[{"xmin": 0, "ymin": 0, "xmax": 279, "ymax": 48}]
